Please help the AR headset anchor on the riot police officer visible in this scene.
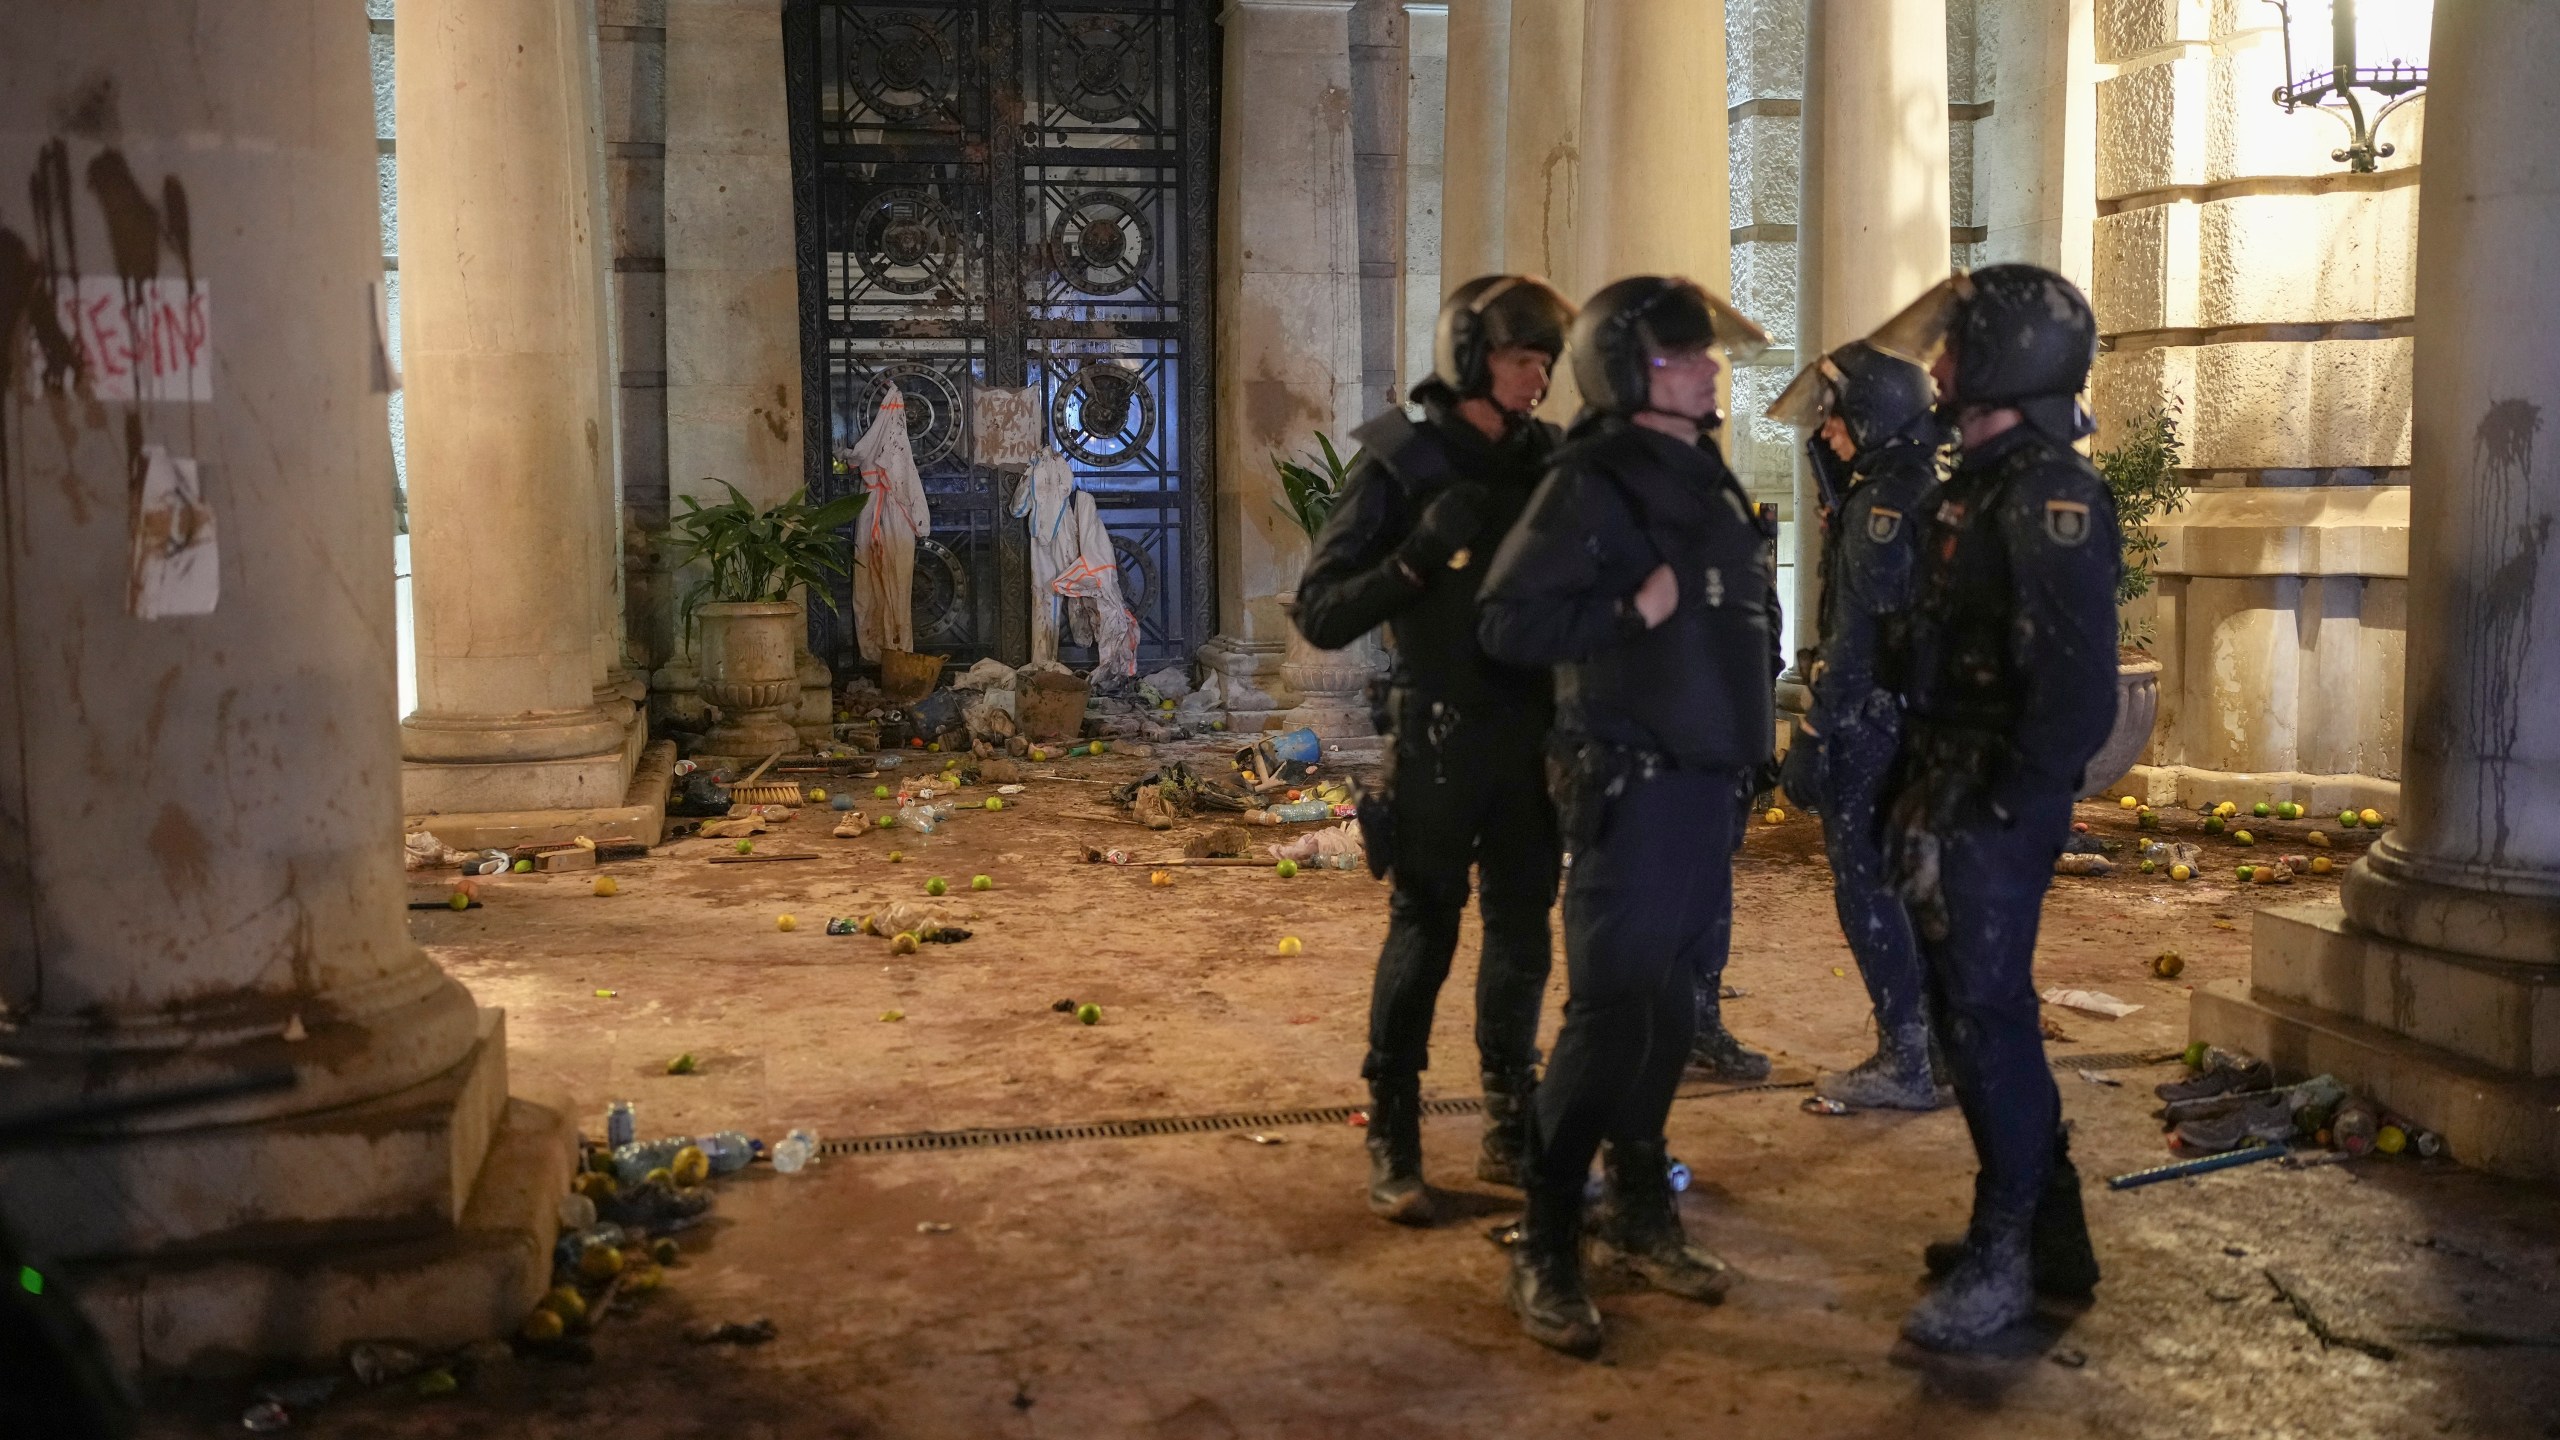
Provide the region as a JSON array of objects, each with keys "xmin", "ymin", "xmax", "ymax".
[
  {"xmin": 1477, "ymin": 276, "xmax": 1776, "ymax": 1356},
  {"xmin": 1770, "ymin": 341, "xmax": 1948, "ymax": 1109},
  {"xmin": 1873, "ymin": 264, "xmax": 2116, "ymax": 1351},
  {"xmin": 1294, "ymin": 274, "xmax": 1578, "ymax": 1226}
]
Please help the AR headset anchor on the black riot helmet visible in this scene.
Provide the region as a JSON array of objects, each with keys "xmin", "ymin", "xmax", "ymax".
[
  {"xmin": 1568, "ymin": 275, "xmax": 1770, "ymax": 425},
  {"xmin": 1430, "ymin": 274, "xmax": 1577, "ymax": 409},
  {"xmin": 1867, "ymin": 264, "xmax": 2097, "ymax": 441},
  {"xmin": 1767, "ymin": 339, "xmax": 1944, "ymax": 514},
  {"xmin": 1766, "ymin": 340, "xmax": 1941, "ymax": 456}
]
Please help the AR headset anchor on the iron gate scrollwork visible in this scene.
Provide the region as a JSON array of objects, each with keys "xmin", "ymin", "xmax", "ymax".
[{"xmin": 784, "ymin": 0, "xmax": 1220, "ymax": 674}]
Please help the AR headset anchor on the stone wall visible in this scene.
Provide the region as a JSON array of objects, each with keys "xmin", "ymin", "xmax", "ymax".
[{"xmin": 2090, "ymin": 0, "xmax": 2417, "ymax": 811}]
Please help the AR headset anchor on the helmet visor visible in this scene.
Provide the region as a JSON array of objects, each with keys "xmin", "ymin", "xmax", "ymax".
[
  {"xmin": 1865, "ymin": 272, "xmax": 1975, "ymax": 368},
  {"xmin": 1634, "ymin": 282, "xmax": 1772, "ymax": 367},
  {"xmin": 1765, "ymin": 354, "xmax": 1844, "ymax": 429}
]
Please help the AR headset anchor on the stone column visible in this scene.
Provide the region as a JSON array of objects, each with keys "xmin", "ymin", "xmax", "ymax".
[
  {"xmin": 2193, "ymin": 0, "xmax": 2560, "ymax": 1183},
  {"xmin": 1401, "ymin": 3, "xmax": 1449, "ymax": 390},
  {"xmin": 0, "ymin": 1, "xmax": 565, "ymax": 1371},
  {"xmin": 399, "ymin": 0, "xmax": 630, "ymax": 815},
  {"xmin": 2343, "ymin": 3, "xmax": 2560, "ymax": 967},
  {"xmin": 572, "ymin": 0, "xmax": 646, "ymax": 752},
  {"xmin": 1501, "ymin": 0, "xmax": 1582, "ymax": 421},
  {"xmin": 1781, "ymin": 0, "xmax": 1949, "ymax": 707},
  {"xmin": 1351, "ymin": 0, "xmax": 1411, "ymax": 421},
  {"xmin": 1573, "ymin": 0, "xmax": 1731, "ymax": 422},
  {"xmin": 659, "ymin": 0, "xmax": 814, "ymax": 735},
  {"xmin": 1203, "ymin": 0, "xmax": 1364, "ymax": 730},
  {"xmin": 1438, "ymin": 0, "xmax": 1510, "ymax": 294}
]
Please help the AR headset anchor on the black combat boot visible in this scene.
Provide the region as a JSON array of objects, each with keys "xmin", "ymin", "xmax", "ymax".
[
  {"xmin": 1506, "ymin": 1188, "xmax": 1602, "ymax": 1357},
  {"xmin": 1591, "ymin": 1139, "xmax": 1732, "ymax": 1303},
  {"xmin": 1903, "ymin": 1209, "xmax": 2036, "ymax": 1352},
  {"xmin": 1691, "ymin": 987, "xmax": 1773, "ymax": 1081},
  {"xmin": 1815, "ymin": 1021, "xmax": 1939, "ymax": 1110},
  {"xmin": 1365, "ymin": 1075, "xmax": 1434, "ymax": 1226},
  {"xmin": 1477, "ymin": 1068, "xmax": 1535, "ymax": 1188},
  {"xmin": 1923, "ymin": 1135, "xmax": 2099, "ymax": 1299}
]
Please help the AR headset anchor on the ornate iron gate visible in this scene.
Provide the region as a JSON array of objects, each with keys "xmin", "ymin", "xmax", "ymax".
[{"xmin": 783, "ymin": 0, "xmax": 1219, "ymax": 674}]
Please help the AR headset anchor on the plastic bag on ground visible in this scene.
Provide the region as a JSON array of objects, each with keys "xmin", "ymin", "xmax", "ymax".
[
  {"xmin": 952, "ymin": 658, "xmax": 1018, "ymax": 694},
  {"xmin": 404, "ymin": 831, "xmax": 467, "ymax": 871},
  {"xmin": 895, "ymin": 803, "xmax": 954, "ymax": 833},
  {"xmin": 1270, "ymin": 821, "xmax": 1364, "ymax": 867}
]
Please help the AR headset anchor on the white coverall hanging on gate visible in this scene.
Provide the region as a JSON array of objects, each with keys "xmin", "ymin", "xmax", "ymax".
[
  {"xmin": 844, "ymin": 382, "xmax": 932, "ymax": 660},
  {"xmin": 1013, "ymin": 450, "xmax": 1139, "ymax": 677}
]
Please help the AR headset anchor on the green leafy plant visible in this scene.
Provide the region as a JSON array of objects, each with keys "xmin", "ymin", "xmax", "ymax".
[
  {"xmin": 1273, "ymin": 433, "xmax": 1359, "ymax": 540},
  {"xmin": 667, "ymin": 481, "xmax": 866, "ymax": 634},
  {"xmin": 2094, "ymin": 408, "xmax": 2189, "ymax": 652}
]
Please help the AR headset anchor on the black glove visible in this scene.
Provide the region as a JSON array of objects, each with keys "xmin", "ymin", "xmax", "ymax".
[
  {"xmin": 1778, "ymin": 726, "xmax": 1824, "ymax": 812},
  {"xmin": 1398, "ymin": 483, "xmax": 1489, "ymax": 572}
]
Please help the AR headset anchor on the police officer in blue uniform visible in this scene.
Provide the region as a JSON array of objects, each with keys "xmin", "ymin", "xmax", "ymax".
[
  {"xmin": 1770, "ymin": 341, "xmax": 1949, "ymax": 1109},
  {"xmin": 1873, "ymin": 264, "xmax": 2116, "ymax": 1351},
  {"xmin": 1294, "ymin": 275, "xmax": 1578, "ymax": 1226},
  {"xmin": 1476, "ymin": 276, "xmax": 1775, "ymax": 1357}
]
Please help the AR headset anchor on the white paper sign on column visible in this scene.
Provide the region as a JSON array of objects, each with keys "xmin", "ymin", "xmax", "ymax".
[{"xmin": 129, "ymin": 445, "xmax": 219, "ymax": 619}]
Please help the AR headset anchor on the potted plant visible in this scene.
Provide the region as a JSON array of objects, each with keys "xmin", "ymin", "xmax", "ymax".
[
  {"xmin": 2080, "ymin": 409, "xmax": 2189, "ymax": 798},
  {"xmin": 1272, "ymin": 434, "xmax": 1385, "ymax": 742},
  {"xmin": 668, "ymin": 481, "xmax": 865, "ymax": 761}
]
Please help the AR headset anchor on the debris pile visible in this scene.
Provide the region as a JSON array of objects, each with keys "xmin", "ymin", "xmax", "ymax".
[{"xmin": 2150, "ymin": 1045, "xmax": 2446, "ymax": 1162}]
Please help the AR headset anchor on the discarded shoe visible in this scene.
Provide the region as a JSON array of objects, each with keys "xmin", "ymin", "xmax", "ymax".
[{"xmin": 2172, "ymin": 1090, "xmax": 2296, "ymax": 1152}]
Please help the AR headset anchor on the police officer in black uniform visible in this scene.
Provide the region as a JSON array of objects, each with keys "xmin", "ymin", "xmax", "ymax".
[
  {"xmin": 1293, "ymin": 274, "xmax": 1578, "ymax": 1226},
  {"xmin": 1873, "ymin": 264, "xmax": 2116, "ymax": 1351},
  {"xmin": 1477, "ymin": 276, "xmax": 1775, "ymax": 1357},
  {"xmin": 1770, "ymin": 341, "xmax": 1949, "ymax": 1109}
]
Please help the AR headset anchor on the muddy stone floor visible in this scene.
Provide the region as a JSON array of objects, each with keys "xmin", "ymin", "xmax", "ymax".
[{"xmin": 145, "ymin": 743, "xmax": 2560, "ymax": 1439}]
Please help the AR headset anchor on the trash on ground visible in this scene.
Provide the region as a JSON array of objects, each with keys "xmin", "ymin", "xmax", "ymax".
[
  {"xmin": 2106, "ymin": 1142, "xmax": 2288, "ymax": 1190},
  {"xmin": 1270, "ymin": 820, "xmax": 1364, "ymax": 869},
  {"xmin": 2041, "ymin": 987, "xmax": 2142, "ymax": 1018},
  {"xmin": 2077, "ymin": 1069, "xmax": 2123, "ymax": 1087},
  {"xmin": 241, "ymin": 1400, "xmax": 292, "ymax": 1432},
  {"xmin": 1231, "ymin": 1132, "xmax": 1287, "ymax": 1146},
  {"xmin": 862, "ymin": 901, "xmax": 970, "ymax": 942},
  {"xmin": 1802, "ymin": 1095, "xmax": 1852, "ymax": 1116},
  {"xmin": 685, "ymin": 1318, "xmax": 778, "ymax": 1346},
  {"xmin": 2054, "ymin": 852, "xmax": 2112, "ymax": 876},
  {"xmin": 347, "ymin": 1341, "xmax": 425, "ymax": 1386},
  {"xmin": 915, "ymin": 1221, "xmax": 955, "ymax": 1234},
  {"xmin": 772, "ymin": 1128, "xmax": 819, "ymax": 1174},
  {"xmin": 403, "ymin": 830, "xmax": 469, "ymax": 871}
]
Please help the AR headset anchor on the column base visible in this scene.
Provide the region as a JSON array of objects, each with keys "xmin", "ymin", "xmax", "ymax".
[
  {"xmin": 2114, "ymin": 763, "xmax": 2400, "ymax": 817},
  {"xmin": 2343, "ymin": 842, "xmax": 2560, "ymax": 968},
  {"xmin": 64, "ymin": 1092, "xmax": 574, "ymax": 1377},
  {"xmin": 1197, "ymin": 634, "xmax": 1295, "ymax": 732},
  {"xmin": 403, "ymin": 738, "xmax": 676, "ymax": 853},
  {"xmin": 2190, "ymin": 905, "xmax": 2560, "ymax": 1184}
]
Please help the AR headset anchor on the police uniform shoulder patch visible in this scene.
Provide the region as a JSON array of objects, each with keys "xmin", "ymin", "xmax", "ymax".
[
  {"xmin": 2043, "ymin": 498, "xmax": 2091, "ymax": 547},
  {"xmin": 1864, "ymin": 506, "xmax": 1904, "ymax": 545}
]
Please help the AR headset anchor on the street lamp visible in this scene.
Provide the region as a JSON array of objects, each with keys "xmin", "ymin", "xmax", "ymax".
[{"xmin": 2264, "ymin": 0, "xmax": 2430, "ymax": 173}]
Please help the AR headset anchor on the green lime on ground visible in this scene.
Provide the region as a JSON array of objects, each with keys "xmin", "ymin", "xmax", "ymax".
[
  {"xmin": 512, "ymin": 858, "xmax": 533, "ymax": 873},
  {"xmin": 1076, "ymin": 1003, "xmax": 1101, "ymax": 1025},
  {"xmin": 735, "ymin": 839, "xmax": 754, "ymax": 854},
  {"xmin": 926, "ymin": 876, "xmax": 947, "ymax": 896},
  {"xmin": 2341, "ymin": 810, "xmax": 2360, "ymax": 827},
  {"xmin": 971, "ymin": 874, "xmax": 992, "ymax": 891},
  {"xmin": 875, "ymin": 784, "xmax": 890, "ymax": 798},
  {"xmin": 448, "ymin": 891, "xmax": 471, "ymax": 911},
  {"xmin": 985, "ymin": 797, "xmax": 1003, "ymax": 811},
  {"xmin": 2253, "ymin": 802, "xmax": 2270, "ymax": 817},
  {"xmin": 1275, "ymin": 859, "xmax": 1299, "ymax": 878},
  {"xmin": 2183, "ymin": 1040, "xmax": 2209, "ymax": 1068}
]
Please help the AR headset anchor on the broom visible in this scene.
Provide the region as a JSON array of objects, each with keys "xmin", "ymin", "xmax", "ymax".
[{"xmin": 725, "ymin": 750, "xmax": 806, "ymax": 808}]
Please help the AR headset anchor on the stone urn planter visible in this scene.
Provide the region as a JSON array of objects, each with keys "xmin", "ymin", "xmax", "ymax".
[
  {"xmin": 2077, "ymin": 656, "xmax": 2162, "ymax": 800},
  {"xmin": 1276, "ymin": 591, "xmax": 1385, "ymax": 748},
  {"xmin": 694, "ymin": 600, "xmax": 805, "ymax": 762}
]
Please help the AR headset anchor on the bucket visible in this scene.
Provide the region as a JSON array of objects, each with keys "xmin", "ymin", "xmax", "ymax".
[
  {"xmin": 879, "ymin": 648, "xmax": 945, "ymax": 704},
  {"xmin": 1018, "ymin": 670, "xmax": 1090, "ymax": 741}
]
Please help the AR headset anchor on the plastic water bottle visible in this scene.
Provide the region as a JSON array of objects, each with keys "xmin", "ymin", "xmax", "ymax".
[
  {"xmin": 610, "ymin": 1136, "xmax": 696, "ymax": 1186},
  {"xmin": 772, "ymin": 1128, "xmax": 819, "ymax": 1175},
  {"xmin": 695, "ymin": 1130, "xmax": 757, "ymax": 1175},
  {"xmin": 606, "ymin": 1100, "xmax": 637, "ymax": 1149}
]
